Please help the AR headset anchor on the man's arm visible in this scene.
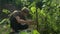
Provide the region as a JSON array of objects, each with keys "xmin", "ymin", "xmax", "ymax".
[
  {"xmin": 15, "ymin": 16, "xmax": 33, "ymax": 24},
  {"xmin": 15, "ymin": 16, "xmax": 27, "ymax": 23},
  {"xmin": 15, "ymin": 16, "xmax": 36, "ymax": 25}
]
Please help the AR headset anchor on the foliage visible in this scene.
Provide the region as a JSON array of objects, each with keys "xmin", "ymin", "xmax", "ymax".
[
  {"xmin": 0, "ymin": 0, "xmax": 60, "ymax": 34},
  {"xmin": 2, "ymin": 9, "xmax": 10, "ymax": 14}
]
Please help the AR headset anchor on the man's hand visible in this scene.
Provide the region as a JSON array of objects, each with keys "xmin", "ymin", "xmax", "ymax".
[
  {"xmin": 26, "ymin": 20, "xmax": 35, "ymax": 25},
  {"xmin": 27, "ymin": 20, "xmax": 34, "ymax": 23}
]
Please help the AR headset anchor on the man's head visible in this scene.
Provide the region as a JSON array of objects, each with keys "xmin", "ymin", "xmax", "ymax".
[{"xmin": 21, "ymin": 7, "xmax": 30, "ymax": 16}]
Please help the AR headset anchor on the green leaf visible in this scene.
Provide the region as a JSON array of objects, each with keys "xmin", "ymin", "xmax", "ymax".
[
  {"xmin": 2, "ymin": 9, "xmax": 10, "ymax": 14},
  {"xmin": 0, "ymin": 19, "xmax": 7, "ymax": 24},
  {"xmin": 32, "ymin": 30, "xmax": 40, "ymax": 34},
  {"xmin": 31, "ymin": 7, "xmax": 36, "ymax": 13}
]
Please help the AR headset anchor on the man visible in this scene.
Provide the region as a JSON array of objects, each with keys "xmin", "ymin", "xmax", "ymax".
[{"xmin": 9, "ymin": 7, "xmax": 33, "ymax": 34}]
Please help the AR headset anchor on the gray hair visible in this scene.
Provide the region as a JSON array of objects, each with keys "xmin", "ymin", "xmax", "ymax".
[{"xmin": 21, "ymin": 7, "xmax": 30, "ymax": 14}]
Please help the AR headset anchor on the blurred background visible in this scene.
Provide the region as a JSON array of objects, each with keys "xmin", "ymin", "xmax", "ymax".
[{"xmin": 0, "ymin": 0, "xmax": 60, "ymax": 34}]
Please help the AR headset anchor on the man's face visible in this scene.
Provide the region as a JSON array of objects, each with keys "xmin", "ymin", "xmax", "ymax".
[{"xmin": 23, "ymin": 12, "xmax": 28, "ymax": 16}]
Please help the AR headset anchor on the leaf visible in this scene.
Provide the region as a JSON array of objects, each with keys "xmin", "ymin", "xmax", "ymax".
[
  {"xmin": 0, "ymin": 19, "xmax": 7, "ymax": 24},
  {"xmin": 2, "ymin": 9, "xmax": 10, "ymax": 14},
  {"xmin": 31, "ymin": 7, "xmax": 36, "ymax": 13},
  {"xmin": 32, "ymin": 30, "xmax": 40, "ymax": 34}
]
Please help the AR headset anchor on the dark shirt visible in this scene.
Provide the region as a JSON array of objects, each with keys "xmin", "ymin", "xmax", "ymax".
[{"xmin": 10, "ymin": 11, "xmax": 28, "ymax": 31}]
